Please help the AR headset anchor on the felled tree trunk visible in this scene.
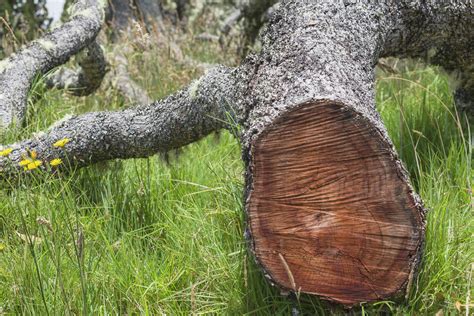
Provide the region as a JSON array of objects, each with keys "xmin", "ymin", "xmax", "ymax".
[
  {"xmin": 241, "ymin": 2, "xmax": 425, "ymax": 305},
  {"xmin": 0, "ymin": 0, "xmax": 472, "ymax": 306}
]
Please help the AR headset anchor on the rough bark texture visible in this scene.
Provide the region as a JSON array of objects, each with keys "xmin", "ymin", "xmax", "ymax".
[
  {"xmin": 0, "ymin": 0, "xmax": 106, "ymax": 127},
  {"xmin": 380, "ymin": 1, "xmax": 473, "ymax": 115},
  {"xmin": 46, "ymin": 41, "xmax": 107, "ymax": 96},
  {"xmin": 0, "ymin": 66, "xmax": 239, "ymax": 175},
  {"xmin": 220, "ymin": 0, "xmax": 278, "ymax": 50},
  {"xmin": 240, "ymin": 0, "xmax": 278, "ymax": 46},
  {"xmin": 0, "ymin": 0, "xmax": 472, "ymax": 306}
]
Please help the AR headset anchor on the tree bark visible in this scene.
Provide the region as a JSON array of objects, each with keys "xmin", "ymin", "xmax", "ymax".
[
  {"xmin": 239, "ymin": 0, "xmax": 278, "ymax": 47},
  {"xmin": 107, "ymin": 0, "xmax": 165, "ymax": 37},
  {"xmin": 0, "ymin": 0, "xmax": 472, "ymax": 306},
  {"xmin": 45, "ymin": 41, "xmax": 107, "ymax": 96},
  {"xmin": 219, "ymin": 0, "xmax": 278, "ymax": 52},
  {"xmin": 0, "ymin": 66, "xmax": 238, "ymax": 173},
  {"xmin": 0, "ymin": 0, "xmax": 106, "ymax": 127}
]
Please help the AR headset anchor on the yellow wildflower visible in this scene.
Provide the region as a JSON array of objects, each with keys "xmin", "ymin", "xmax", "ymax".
[
  {"xmin": 19, "ymin": 159, "xmax": 32, "ymax": 167},
  {"xmin": 25, "ymin": 160, "xmax": 42, "ymax": 171},
  {"xmin": 0, "ymin": 148, "xmax": 13, "ymax": 157},
  {"xmin": 30, "ymin": 150, "xmax": 37, "ymax": 159},
  {"xmin": 50, "ymin": 158, "xmax": 62, "ymax": 167},
  {"xmin": 53, "ymin": 138, "xmax": 70, "ymax": 148}
]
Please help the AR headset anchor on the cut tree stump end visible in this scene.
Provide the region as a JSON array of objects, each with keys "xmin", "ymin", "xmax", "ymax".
[{"xmin": 247, "ymin": 101, "xmax": 425, "ymax": 305}]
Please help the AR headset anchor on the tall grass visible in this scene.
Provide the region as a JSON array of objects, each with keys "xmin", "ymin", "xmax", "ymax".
[{"xmin": 0, "ymin": 41, "xmax": 472, "ymax": 315}]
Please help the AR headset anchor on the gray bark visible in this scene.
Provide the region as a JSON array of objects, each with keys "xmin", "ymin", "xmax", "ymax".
[
  {"xmin": 219, "ymin": 0, "xmax": 278, "ymax": 52},
  {"xmin": 0, "ymin": 0, "xmax": 106, "ymax": 127},
  {"xmin": 220, "ymin": 8, "xmax": 243, "ymax": 36},
  {"xmin": 107, "ymin": 0, "xmax": 165, "ymax": 37},
  {"xmin": 175, "ymin": 0, "xmax": 189, "ymax": 22},
  {"xmin": 380, "ymin": 1, "xmax": 473, "ymax": 115},
  {"xmin": 0, "ymin": 66, "xmax": 239, "ymax": 174},
  {"xmin": 239, "ymin": 0, "xmax": 278, "ymax": 46},
  {"xmin": 0, "ymin": 0, "xmax": 471, "ymax": 305},
  {"xmin": 45, "ymin": 41, "xmax": 107, "ymax": 96}
]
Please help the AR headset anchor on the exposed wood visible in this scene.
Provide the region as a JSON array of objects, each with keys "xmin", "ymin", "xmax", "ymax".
[{"xmin": 248, "ymin": 101, "xmax": 423, "ymax": 304}]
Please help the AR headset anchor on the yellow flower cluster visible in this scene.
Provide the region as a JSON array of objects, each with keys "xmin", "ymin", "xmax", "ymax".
[
  {"xmin": 1, "ymin": 137, "xmax": 70, "ymax": 172},
  {"xmin": 25, "ymin": 160, "xmax": 42, "ymax": 171},
  {"xmin": 19, "ymin": 151, "xmax": 42, "ymax": 171},
  {"xmin": 50, "ymin": 138, "xmax": 69, "ymax": 168},
  {"xmin": 0, "ymin": 148, "xmax": 13, "ymax": 157}
]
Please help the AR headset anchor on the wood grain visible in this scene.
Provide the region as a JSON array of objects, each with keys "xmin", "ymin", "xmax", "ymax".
[{"xmin": 248, "ymin": 101, "xmax": 424, "ymax": 305}]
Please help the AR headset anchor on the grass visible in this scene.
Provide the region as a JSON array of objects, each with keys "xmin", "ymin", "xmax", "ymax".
[{"xmin": 0, "ymin": 40, "xmax": 472, "ymax": 315}]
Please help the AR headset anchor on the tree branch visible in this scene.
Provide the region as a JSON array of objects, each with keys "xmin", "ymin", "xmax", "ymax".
[
  {"xmin": 45, "ymin": 41, "xmax": 107, "ymax": 96},
  {"xmin": 0, "ymin": 0, "xmax": 106, "ymax": 127},
  {"xmin": 0, "ymin": 66, "xmax": 241, "ymax": 174},
  {"xmin": 381, "ymin": 1, "xmax": 473, "ymax": 114}
]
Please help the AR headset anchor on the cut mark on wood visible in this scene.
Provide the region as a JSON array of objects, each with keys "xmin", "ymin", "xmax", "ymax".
[{"xmin": 248, "ymin": 101, "xmax": 424, "ymax": 305}]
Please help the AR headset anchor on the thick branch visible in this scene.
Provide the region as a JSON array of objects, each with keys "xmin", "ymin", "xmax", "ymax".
[
  {"xmin": 0, "ymin": 66, "xmax": 240, "ymax": 174},
  {"xmin": 381, "ymin": 1, "xmax": 473, "ymax": 114},
  {"xmin": 240, "ymin": 0, "xmax": 278, "ymax": 45},
  {"xmin": 220, "ymin": 9, "xmax": 243, "ymax": 37},
  {"xmin": 0, "ymin": 0, "xmax": 106, "ymax": 127},
  {"xmin": 219, "ymin": 0, "xmax": 278, "ymax": 50}
]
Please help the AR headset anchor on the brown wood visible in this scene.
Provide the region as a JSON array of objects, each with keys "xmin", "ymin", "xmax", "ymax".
[{"xmin": 248, "ymin": 101, "xmax": 424, "ymax": 305}]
